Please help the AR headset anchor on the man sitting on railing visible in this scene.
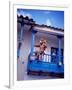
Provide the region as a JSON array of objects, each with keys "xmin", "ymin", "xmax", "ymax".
[{"xmin": 35, "ymin": 38, "xmax": 47, "ymax": 61}]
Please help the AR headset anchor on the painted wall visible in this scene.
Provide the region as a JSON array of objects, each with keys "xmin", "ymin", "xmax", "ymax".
[{"xmin": 17, "ymin": 31, "xmax": 31, "ymax": 78}]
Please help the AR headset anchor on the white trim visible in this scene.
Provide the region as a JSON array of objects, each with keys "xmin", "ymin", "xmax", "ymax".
[
  {"xmin": 9, "ymin": 1, "xmax": 14, "ymax": 88},
  {"xmin": 34, "ymin": 26, "xmax": 64, "ymax": 36}
]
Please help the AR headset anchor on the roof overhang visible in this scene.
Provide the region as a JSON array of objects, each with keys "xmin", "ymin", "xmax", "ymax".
[{"xmin": 33, "ymin": 26, "xmax": 64, "ymax": 36}]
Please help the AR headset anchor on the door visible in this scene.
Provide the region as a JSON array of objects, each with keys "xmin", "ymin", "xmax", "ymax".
[{"xmin": 51, "ymin": 47, "xmax": 64, "ymax": 63}]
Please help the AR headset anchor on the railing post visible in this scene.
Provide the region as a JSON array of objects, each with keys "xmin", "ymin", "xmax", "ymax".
[
  {"xmin": 57, "ymin": 36, "xmax": 62, "ymax": 65},
  {"xmin": 31, "ymin": 30, "xmax": 37, "ymax": 54}
]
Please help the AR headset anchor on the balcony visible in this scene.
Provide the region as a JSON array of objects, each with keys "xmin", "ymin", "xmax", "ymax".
[{"xmin": 27, "ymin": 52, "xmax": 64, "ymax": 77}]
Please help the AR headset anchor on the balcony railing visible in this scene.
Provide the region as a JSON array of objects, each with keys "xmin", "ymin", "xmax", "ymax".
[{"xmin": 29, "ymin": 52, "xmax": 64, "ymax": 64}]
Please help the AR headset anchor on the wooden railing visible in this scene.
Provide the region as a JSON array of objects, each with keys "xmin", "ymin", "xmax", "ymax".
[{"xmin": 29, "ymin": 52, "xmax": 64, "ymax": 64}]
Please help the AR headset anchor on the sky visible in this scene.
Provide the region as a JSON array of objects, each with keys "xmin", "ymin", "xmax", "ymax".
[{"xmin": 17, "ymin": 9, "xmax": 64, "ymax": 29}]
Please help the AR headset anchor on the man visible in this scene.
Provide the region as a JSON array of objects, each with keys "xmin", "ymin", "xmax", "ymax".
[
  {"xmin": 39, "ymin": 38, "xmax": 47, "ymax": 60},
  {"xmin": 35, "ymin": 38, "xmax": 47, "ymax": 61}
]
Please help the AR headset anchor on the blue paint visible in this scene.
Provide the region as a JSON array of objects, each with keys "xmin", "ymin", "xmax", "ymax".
[
  {"xmin": 58, "ymin": 36, "xmax": 62, "ymax": 63},
  {"xmin": 27, "ymin": 53, "xmax": 64, "ymax": 74},
  {"xmin": 31, "ymin": 30, "xmax": 37, "ymax": 54},
  {"xmin": 28, "ymin": 59, "xmax": 64, "ymax": 73},
  {"xmin": 17, "ymin": 48, "xmax": 20, "ymax": 58},
  {"xmin": 17, "ymin": 42, "xmax": 22, "ymax": 59},
  {"xmin": 20, "ymin": 26, "xmax": 24, "ymax": 41}
]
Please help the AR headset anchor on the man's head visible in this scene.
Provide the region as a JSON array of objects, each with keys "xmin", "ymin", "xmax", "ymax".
[
  {"xmin": 40, "ymin": 38, "xmax": 47, "ymax": 45},
  {"xmin": 39, "ymin": 38, "xmax": 47, "ymax": 52}
]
